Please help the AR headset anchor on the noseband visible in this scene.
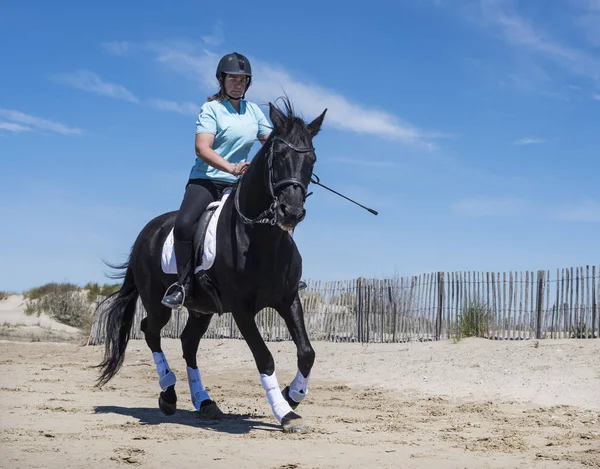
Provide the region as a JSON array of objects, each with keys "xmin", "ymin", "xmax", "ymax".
[{"xmin": 234, "ymin": 136, "xmax": 314, "ymax": 226}]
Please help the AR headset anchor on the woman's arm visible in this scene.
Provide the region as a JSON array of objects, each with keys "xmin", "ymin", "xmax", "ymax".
[
  {"xmin": 254, "ymin": 103, "xmax": 271, "ymax": 145},
  {"xmin": 195, "ymin": 133, "xmax": 248, "ymax": 175},
  {"xmin": 258, "ymin": 133, "xmax": 271, "ymax": 144}
]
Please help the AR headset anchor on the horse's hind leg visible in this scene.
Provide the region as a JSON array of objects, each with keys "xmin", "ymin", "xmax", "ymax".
[
  {"xmin": 180, "ymin": 312, "xmax": 222, "ymax": 418},
  {"xmin": 140, "ymin": 305, "xmax": 177, "ymax": 415}
]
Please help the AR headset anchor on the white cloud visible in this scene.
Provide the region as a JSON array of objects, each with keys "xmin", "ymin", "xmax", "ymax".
[
  {"xmin": 102, "ymin": 41, "xmax": 131, "ymax": 56},
  {"xmin": 578, "ymin": 16, "xmax": 600, "ymax": 48},
  {"xmin": 452, "ymin": 196, "xmax": 600, "ymax": 223},
  {"xmin": 151, "ymin": 44, "xmax": 218, "ymax": 85},
  {"xmin": 453, "ymin": 196, "xmax": 600, "ymax": 222},
  {"xmin": 146, "ymin": 99, "xmax": 199, "ymax": 115},
  {"xmin": 479, "ymin": 0, "xmax": 600, "ymax": 80},
  {"xmin": 555, "ymin": 200, "xmax": 600, "ymax": 222},
  {"xmin": 513, "ymin": 137, "xmax": 545, "ymax": 145},
  {"xmin": 329, "ymin": 157, "xmax": 397, "ymax": 168},
  {"xmin": 52, "ymin": 66, "xmax": 202, "ymax": 116},
  {"xmin": 0, "ymin": 122, "xmax": 32, "ymax": 132},
  {"xmin": 202, "ymin": 21, "xmax": 224, "ymax": 46},
  {"xmin": 577, "ymin": 0, "xmax": 600, "ymax": 47},
  {"xmin": 54, "ymin": 70, "xmax": 139, "ymax": 103},
  {"xmin": 252, "ymin": 64, "xmax": 427, "ymax": 144},
  {"xmin": 0, "ymin": 109, "xmax": 83, "ymax": 135},
  {"xmin": 452, "ymin": 196, "xmax": 528, "ymax": 217},
  {"xmin": 593, "ymin": 93, "xmax": 600, "ymax": 100},
  {"xmin": 103, "ymin": 42, "xmax": 443, "ymax": 145},
  {"xmin": 148, "ymin": 45, "xmax": 439, "ymax": 147}
]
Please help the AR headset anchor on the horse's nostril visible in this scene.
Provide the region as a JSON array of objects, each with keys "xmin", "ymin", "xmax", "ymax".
[{"xmin": 279, "ymin": 203, "xmax": 305, "ymax": 222}]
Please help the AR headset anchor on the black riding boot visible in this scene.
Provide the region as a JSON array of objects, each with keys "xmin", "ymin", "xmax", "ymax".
[{"xmin": 161, "ymin": 239, "xmax": 194, "ymax": 309}]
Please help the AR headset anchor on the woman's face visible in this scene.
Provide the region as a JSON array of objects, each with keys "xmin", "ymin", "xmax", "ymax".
[{"xmin": 223, "ymin": 74, "xmax": 248, "ymax": 99}]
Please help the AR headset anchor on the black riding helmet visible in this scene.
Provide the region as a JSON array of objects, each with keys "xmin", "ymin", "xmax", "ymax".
[{"xmin": 216, "ymin": 52, "xmax": 252, "ymax": 98}]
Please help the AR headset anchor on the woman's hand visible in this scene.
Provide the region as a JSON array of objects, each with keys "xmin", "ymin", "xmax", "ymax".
[
  {"xmin": 230, "ymin": 162, "xmax": 250, "ymax": 176},
  {"xmin": 196, "ymin": 134, "xmax": 250, "ymax": 176}
]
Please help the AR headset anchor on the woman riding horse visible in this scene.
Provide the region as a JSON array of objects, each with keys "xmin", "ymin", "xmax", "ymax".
[
  {"xmin": 162, "ymin": 52, "xmax": 271, "ymax": 309},
  {"xmin": 96, "ymin": 57, "xmax": 328, "ymax": 432}
]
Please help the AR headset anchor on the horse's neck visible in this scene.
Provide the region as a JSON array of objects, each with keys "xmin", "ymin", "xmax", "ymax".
[
  {"xmin": 235, "ymin": 150, "xmax": 285, "ymax": 247},
  {"xmin": 237, "ymin": 150, "xmax": 272, "ymax": 222}
]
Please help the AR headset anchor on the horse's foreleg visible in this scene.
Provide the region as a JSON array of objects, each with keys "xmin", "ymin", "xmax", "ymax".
[
  {"xmin": 278, "ymin": 295, "xmax": 315, "ymax": 410},
  {"xmin": 233, "ymin": 311, "xmax": 307, "ymax": 433},
  {"xmin": 181, "ymin": 312, "xmax": 222, "ymax": 418},
  {"xmin": 141, "ymin": 312, "xmax": 177, "ymax": 415}
]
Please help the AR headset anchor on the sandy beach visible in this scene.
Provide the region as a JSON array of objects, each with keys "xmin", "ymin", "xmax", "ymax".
[{"xmin": 0, "ymin": 295, "xmax": 598, "ymax": 468}]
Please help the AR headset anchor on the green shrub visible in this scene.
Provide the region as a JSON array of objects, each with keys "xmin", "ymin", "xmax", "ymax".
[
  {"xmin": 453, "ymin": 298, "xmax": 491, "ymax": 339},
  {"xmin": 84, "ymin": 282, "xmax": 121, "ymax": 302},
  {"xmin": 24, "ymin": 301, "xmax": 38, "ymax": 316},
  {"xmin": 571, "ymin": 321, "xmax": 594, "ymax": 339},
  {"xmin": 0, "ymin": 291, "xmax": 9, "ymax": 301},
  {"xmin": 24, "ymin": 282, "xmax": 80, "ymax": 301},
  {"xmin": 27, "ymin": 291, "xmax": 91, "ymax": 329},
  {"xmin": 22, "ymin": 281, "xmax": 123, "ymax": 331}
]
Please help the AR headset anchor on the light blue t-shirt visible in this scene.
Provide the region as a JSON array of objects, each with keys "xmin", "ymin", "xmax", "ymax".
[{"xmin": 191, "ymin": 99, "xmax": 271, "ymax": 183}]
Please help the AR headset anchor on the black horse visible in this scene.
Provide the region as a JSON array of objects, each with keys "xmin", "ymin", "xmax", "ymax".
[{"xmin": 96, "ymin": 97, "xmax": 327, "ymax": 433}]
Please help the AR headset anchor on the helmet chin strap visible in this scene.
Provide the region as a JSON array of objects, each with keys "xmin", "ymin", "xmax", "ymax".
[{"xmin": 225, "ymin": 92, "xmax": 244, "ymax": 101}]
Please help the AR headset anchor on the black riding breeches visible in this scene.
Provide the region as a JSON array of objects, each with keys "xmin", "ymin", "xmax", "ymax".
[{"xmin": 173, "ymin": 178, "xmax": 233, "ymax": 243}]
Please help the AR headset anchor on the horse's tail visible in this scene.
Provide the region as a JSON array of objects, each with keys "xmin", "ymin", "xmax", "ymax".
[{"xmin": 95, "ymin": 257, "xmax": 139, "ymax": 387}]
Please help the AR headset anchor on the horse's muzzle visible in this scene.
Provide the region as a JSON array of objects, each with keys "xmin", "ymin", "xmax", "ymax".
[{"xmin": 276, "ymin": 202, "xmax": 306, "ymax": 231}]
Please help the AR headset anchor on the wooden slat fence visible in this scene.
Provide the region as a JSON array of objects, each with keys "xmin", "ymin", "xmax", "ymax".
[{"xmin": 88, "ymin": 265, "xmax": 599, "ymax": 345}]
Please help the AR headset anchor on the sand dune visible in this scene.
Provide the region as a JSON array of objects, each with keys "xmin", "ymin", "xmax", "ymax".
[{"xmin": 0, "ymin": 295, "xmax": 82, "ymax": 341}]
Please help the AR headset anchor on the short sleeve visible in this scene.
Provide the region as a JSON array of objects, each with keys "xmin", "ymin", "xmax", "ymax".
[
  {"xmin": 252, "ymin": 104, "xmax": 271, "ymax": 137},
  {"xmin": 195, "ymin": 103, "xmax": 217, "ymax": 135}
]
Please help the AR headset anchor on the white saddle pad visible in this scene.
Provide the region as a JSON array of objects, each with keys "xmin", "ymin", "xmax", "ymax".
[{"xmin": 161, "ymin": 190, "xmax": 231, "ymax": 275}]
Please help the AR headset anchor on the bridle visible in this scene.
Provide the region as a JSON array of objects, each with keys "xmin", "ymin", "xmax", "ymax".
[{"xmin": 234, "ymin": 135, "xmax": 314, "ymax": 226}]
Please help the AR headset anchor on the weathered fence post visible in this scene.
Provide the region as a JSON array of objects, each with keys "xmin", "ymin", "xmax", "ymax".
[
  {"xmin": 593, "ymin": 265, "xmax": 597, "ymax": 339},
  {"xmin": 536, "ymin": 270, "xmax": 545, "ymax": 339},
  {"xmin": 356, "ymin": 277, "xmax": 363, "ymax": 342},
  {"xmin": 365, "ymin": 279, "xmax": 371, "ymax": 343},
  {"xmin": 436, "ymin": 272, "xmax": 444, "ymax": 340},
  {"xmin": 387, "ymin": 282, "xmax": 397, "ymax": 343}
]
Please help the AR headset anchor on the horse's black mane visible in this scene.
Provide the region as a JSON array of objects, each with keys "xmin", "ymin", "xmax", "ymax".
[{"xmin": 270, "ymin": 95, "xmax": 309, "ymax": 142}]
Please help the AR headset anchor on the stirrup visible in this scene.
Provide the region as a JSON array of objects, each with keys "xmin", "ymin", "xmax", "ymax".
[{"xmin": 161, "ymin": 282, "xmax": 186, "ymax": 309}]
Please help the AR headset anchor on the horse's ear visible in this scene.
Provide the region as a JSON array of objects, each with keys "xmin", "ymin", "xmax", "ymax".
[
  {"xmin": 307, "ymin": 109, "xmax": 327, "ymax": 137},
  {"xmin": 269, "ymin": 102, "xmax": 287, "ymax": 130}
]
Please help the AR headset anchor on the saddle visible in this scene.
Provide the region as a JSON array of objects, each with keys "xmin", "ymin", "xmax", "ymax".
[
  {"xmin": 161, "ymin": 190, "xmax": 232, "ymax": 315},
  {"xmin": 190, "ymin": 204, "xmax": 224, "ymax": 315},
  {"xmin": 192, "ymin": 204, "xmax": 217, "ymax": 272}
]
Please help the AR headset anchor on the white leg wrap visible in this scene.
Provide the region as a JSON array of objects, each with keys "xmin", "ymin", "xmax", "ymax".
[
  {"xmin": 260, "ymin": 372, "xmax": 293, "ymax": 423},
  {"xmin": 186, "ymin": 367, "xmax": 211, "ymax": 411},
  {"xmin": 153, "ymin": 352, "xmax": 176, "ymax": 391},
  {"xmin": 289, "ymin": 370, "xmax": 310, "ymax": 403}
]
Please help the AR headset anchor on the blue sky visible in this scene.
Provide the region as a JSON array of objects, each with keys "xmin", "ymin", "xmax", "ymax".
[{"xmin": 1, "ymin": 0, "xmax": 599, "ymax": 292}]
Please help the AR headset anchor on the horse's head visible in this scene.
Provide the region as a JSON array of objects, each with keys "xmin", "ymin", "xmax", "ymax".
[{"xmin": 265, "ymin": 99, "xmax": 327, "ymax": 231}]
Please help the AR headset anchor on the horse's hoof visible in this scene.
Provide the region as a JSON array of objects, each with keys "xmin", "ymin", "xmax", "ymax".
[
  {"xmin": 281, "ymin": 411, "xmax": 308, "ymax": 433},
  {"xmin": 198, "ymin": 400, "xmax": 224, "ymax": 420},
  {"xmin": 282, "ymin": 386, "xmax": 300, "ymax": 410},
  {"xmin": 158, "ymin": 394, "xmax": 176, "ymax": 416}
]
